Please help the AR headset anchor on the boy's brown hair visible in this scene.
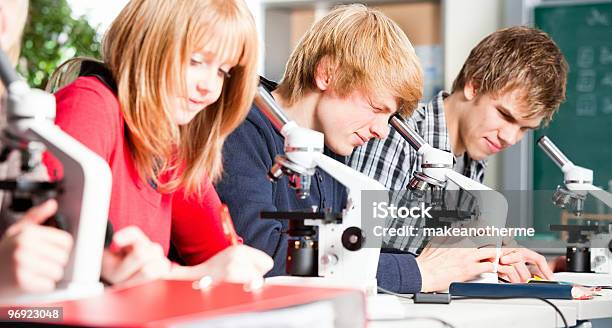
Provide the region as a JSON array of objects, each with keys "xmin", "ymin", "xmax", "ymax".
[
  {"xmin": 452, "ymin": 26, "xmax": 568, "ymax": 125},
  {"xmin": 276, "ymin": 4, "xmax": 423, "ymax": 116}
]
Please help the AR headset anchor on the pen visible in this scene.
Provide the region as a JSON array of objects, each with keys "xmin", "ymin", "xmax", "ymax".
[
  {"xmin": 220, "ymin": 204, "xmax": 240, "ymax": 245},
  {"xmin": 193, "ymin": 205, "xmax": 239, "ymax": 291},
  {"xmin": 493, "ymin": 244, "xmax": 501, "ymax": 273},
  {"xmin": 219, "ymin": 204, "xmax": 264, "ymax": 292}
]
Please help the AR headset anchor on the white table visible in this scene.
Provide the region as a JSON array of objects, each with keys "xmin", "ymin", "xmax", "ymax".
[
  {"xmin": 451, "ymin": 288, "xmax": 612, "ymax": 322},
  {"xmin": 366, "ymin": 291, "xmax": 612, "ymax": 328},
  {"xmin": 554, "ymin": 289, "xmax": 612, "ymax": 320}
]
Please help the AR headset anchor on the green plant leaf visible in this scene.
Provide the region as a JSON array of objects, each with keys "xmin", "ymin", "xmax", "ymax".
[{"xmin": 18, "ymin": 0, "xmax": 101, "ymax": 88}]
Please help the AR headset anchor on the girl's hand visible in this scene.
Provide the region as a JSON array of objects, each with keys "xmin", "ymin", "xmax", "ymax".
[{"xmin": 102, "ymin": 226, "xmax": 171, "ymax": 287}]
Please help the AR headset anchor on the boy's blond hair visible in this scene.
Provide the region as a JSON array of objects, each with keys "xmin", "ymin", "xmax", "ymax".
[
  {"xmin": 276, "ymin": 4, "xmax": 423, "ymax": 116},
  {"xmin": 452, "ymin": 26, "xmax": 568, "ymax": 125}
]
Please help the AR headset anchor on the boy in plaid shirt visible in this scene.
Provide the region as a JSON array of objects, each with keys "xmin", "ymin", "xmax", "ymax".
[{"xmin": 350, "ymin": 26, "xmax": 568, "ymax": 285}]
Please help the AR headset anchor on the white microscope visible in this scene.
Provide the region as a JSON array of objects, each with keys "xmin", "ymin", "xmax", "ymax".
[
  {"xmin": 0, "ymin": 49, "xmax": 112, "ymax": 303},
  {"xmin": 254, "ymin": 86, "xmax": 386, "ymax": 294},
  {"xmin": 389, "ymin": 114, "xmax": 507, "ymax": 283},
  {"xmin": 537, "ymin": 136, "xmax": 612, "ymax": 286}
]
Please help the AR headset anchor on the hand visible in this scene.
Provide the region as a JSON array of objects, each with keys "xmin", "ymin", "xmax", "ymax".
[
  {"xmin": 416, "ymin": 241, "xmax": 501, "ymax": 292},
  {"xmin": 497, "ymin": 247, "xmax": 554, "ymax": 283},
  {"xmin": 101, "ymin": 226, "xmax": 171, "ymax": 287},
  {"xmin": 169, "ymin": 245, "xmax": 273, "ymax": 284},
  {"xmin": 0, "ymin": 200, "xmax": 73, "ymax": 296}
]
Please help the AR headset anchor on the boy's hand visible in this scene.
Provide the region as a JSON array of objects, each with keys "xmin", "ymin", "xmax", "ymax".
[
  {"xmin": 0, "ymin": 200, "xmax": 73, "ymax": 295},
  {"xmin": 416, "ymin": 240, "xmax": 507, "ymax": 292}
]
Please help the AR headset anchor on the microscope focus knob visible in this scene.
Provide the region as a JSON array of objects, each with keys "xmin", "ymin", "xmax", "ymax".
[
  {"xmin": 322, "ymin": 253, "xmax": 338, "ymax": 266},
  {"xmin": 268, "ymin": 162, "xmax": 284, "ymax": 181},
  {"xmin": 342, "ymin": 226, "xmax": 365, "ymax": 251}
]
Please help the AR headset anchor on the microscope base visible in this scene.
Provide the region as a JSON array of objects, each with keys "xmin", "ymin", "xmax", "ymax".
[
  {"xmin": 553, "ymin": 272, "xmax": 612, "ymax": 286},
  {"xmin": 265, "ymin": 276, "xmax": 378, "ymax": 296}
]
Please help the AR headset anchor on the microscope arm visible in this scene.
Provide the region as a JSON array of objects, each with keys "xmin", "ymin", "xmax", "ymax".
[
  {"xmin": 26, "ymin": 119, "xmax": 112, "ymax": 289},
  {"xmin": 0, "ymin": 48, "xmax": 112, "ymax": 301},
  {"xmin": 313, "ymin": 153, "xmax": 386, "ymax": 193},
  {"xmin": 445, "ymin": 169, "xmax": 492, "ymax": 191},
  {"xmin": 585, "ymin": 187, "xmax": 612, "ymax": 208},
  {"xmin": 445, "ymin": 169, "xmax": 507, "ymax": 272}
]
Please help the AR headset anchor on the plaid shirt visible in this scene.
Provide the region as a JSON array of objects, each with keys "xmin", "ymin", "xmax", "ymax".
[{"xmin": 349, "ymin": 91, "xmax": 487, "ymax": 252}]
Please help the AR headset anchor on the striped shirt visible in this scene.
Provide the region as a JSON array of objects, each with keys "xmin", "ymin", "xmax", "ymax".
[
  {"xmin": 349, "ymin": 91, "xmax": 487, "ymax": 188},
  {"xmin": 349, "ymin": 91, "xmax": 487, "ymax": 252}
]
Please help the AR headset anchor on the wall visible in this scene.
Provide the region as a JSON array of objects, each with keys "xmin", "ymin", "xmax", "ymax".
[{"xmin": 443, "ymin": 0, "xmax": 503, "ymax": 189}]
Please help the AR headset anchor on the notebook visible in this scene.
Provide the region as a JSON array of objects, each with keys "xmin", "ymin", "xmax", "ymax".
[{"xmin": 449, "ymin": 282, "xmax": 592, "ymax": 300}]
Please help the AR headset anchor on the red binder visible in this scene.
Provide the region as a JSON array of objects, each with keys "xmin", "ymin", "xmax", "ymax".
[{"xmin": 26, "ymin": 280, "xmax": 365, "ymax": 327}]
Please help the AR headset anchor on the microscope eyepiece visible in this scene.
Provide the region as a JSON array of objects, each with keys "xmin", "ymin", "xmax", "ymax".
[
  {"xmin": 537, "ymin": 136, "xmax": 572, "ymax": 169},
  {"xmin": 389, "ymin": 114, "xmax": 426, "ymax": 152}
]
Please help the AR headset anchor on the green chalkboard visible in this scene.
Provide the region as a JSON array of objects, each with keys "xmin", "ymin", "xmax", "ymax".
[{"xmin": 533, "ymin": 1, "xmax": 612, "ymax": 235}]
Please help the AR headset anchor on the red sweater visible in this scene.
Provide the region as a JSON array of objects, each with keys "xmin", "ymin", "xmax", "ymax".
[{"xmin": 43, "ymin": 76, "xmax": 230, "ymax": 264}]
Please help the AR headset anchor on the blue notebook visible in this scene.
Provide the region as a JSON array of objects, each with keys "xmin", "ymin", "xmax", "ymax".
[{"xmin": 449, "ymin": 282, "xmax": 574, "ymax": 299}]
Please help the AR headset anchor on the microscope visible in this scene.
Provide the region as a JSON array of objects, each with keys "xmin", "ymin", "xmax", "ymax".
[
  {"xmin": 389, "ymin": 114, "xmax": 508, "ymax": 283},
  {"xmin": 254, "ymin": 86, "xmax": 386, "ymax": 294},
  {"xmin": 0, "ymin": 49, "xmax": 112, "ymax": 303},
  {"xmin": 537, "ymin": 136, "xmax": 612, "ymax": 285}
]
